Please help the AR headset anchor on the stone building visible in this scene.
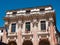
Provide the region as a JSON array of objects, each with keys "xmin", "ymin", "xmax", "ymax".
[{"xmin": 1, "ymin": 5, "xmax": 58, "ymax": 45}]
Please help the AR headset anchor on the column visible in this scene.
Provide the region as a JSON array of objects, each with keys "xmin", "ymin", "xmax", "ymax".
[
  {"xmin": 53, "ymin": 26, "xmax": 58, "ymax": 45},
  {"xmin": 46, "ymin": 21, "xmax": 48, "ymax": 32},
  {"xmin": 2, "ymin": 29, "xmax": 7, "ymax": 44},
  {"xmin": 23, "ymin": 22, "xmax": 25, "ymax": 32},
  {"xmin": 17, "ymin": 21, "xmax": 22, "ymax": 45},
  {"xmin": 16, "ymin": 23, "xmax": 18, "ymax": 32},
  {"xmin": 8, "ymin": 23, "xmax": 11, "ymax": 33},
  {"xmin": 31, "ymin": 22, "xmax": 33, "ymax": 32},
  {"xmin": 17, "ymin": 29, "xmax": 22, "ymax": 45},
  {"xmin": 18, "ymin": 21, "xmax": 22, "ymax": 31},
  {"xmin": 49, "ymin": 21, "xmax": 57, "ymax": 45},
  {"xmin": 32, "ymin": 22, "xmax": 38, "ymax": 45},
  {"xmin": 38, "ymin": 21, "xmax": 40, "ymax": 31}
]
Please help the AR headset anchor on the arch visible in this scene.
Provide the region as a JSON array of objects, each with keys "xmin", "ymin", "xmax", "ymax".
[
  {"xmin": 39, "ymin": 39, "xmax": 50, "ymax": 45},
  {"xmin": 8, "ymin": 41, "xmax": 17, "ymax": 45},
  {"xmin": 23, "ymin": 40, "xmax": 33, "ymax": 45}
]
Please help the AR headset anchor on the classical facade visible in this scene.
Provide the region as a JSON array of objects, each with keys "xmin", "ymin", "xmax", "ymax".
[{"xmin": 2, "ymin": 5, "xmax": 58, "ymax": 45}]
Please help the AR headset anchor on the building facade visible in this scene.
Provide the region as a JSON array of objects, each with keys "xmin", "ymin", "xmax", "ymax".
[{"xmin": 2, "ymin": 5, "xmax": 58, "ymax": 45}]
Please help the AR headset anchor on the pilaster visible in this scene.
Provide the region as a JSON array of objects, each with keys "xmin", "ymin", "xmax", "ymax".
[
  {"xmin": 8, "ymin": 23, "xmax": 11, "ymax": 33},
  {"xmin": 2, "ymin": 29, "xmax": 7, "ymax": 44},
  {"xmin": 17, "ymin": 30, "xmax": 22, "ymax": 45},
  {"xmin": 16, "ymin": 23, "xmax": 18, "ymax": 32},
  {"xmin": 49, "ymin": 20, "xmax": 57, "ymax": 45},
  {"xmin": 32, "ymin": 22, "xmax": 38, "ymax": 45},
  {"xmin": 31, "ymin": 22, "xmax": 33, "ymax": 32}
]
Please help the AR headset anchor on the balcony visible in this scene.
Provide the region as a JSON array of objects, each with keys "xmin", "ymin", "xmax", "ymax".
[
  {"xmin": 37, "ymin": 29, "xmax": 49, "ymax": 35},
  {"xmin": 8, "ymin": 32, "xmax": 17, "ymax": 36},
  {"xmin": 37, "ymin": 31, "xmax": 49, "ymax": 35},
  {"xmin": 22, "ymin": 31, "xmax": 32, "ymax": 36}
]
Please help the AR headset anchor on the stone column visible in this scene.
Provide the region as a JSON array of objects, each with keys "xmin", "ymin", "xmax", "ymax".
[
  {"xmin": 32, "ymin": 22, "xmax": 38, "ymax": 45},
  {"xmin": 46, "ymin": 21, "xmax": 48, "ymax": 32},
  {"xmin": 8, "ymin": 23, "xmax": 11, "ymax": 33},
  {"xmin": 2, "ymin": 29, "xmax": 7, "ymax": 44},
  {"xmin": 18, "ymin": 21, "xmax": 22, "ymax": 32},
  {"xmin": 49, "ymin": 21, "xmax": 57, "ymax": 45},
  {"xmin": 16, "ymin": 23, "xmax": 18, "ymax": 32},
  {"xmin": 17, "ymin": 21, "xmax": 22, "ymax": 45},
  {"xmin": 53, "ymin": 26, "xmax": 58, "ymax": 45},
  {"xmin": 23, "ymin": 22, "xmax": 25, "ymax": 32},
  {"xmin": 31, "ymin": 22, "xmax": 33, "ymax": 32},
  {"xmin": 17, "ymin": 30, "xmax": 22, "ymax": 45}
]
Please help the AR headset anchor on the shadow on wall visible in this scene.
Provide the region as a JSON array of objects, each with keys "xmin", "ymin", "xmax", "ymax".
[{"xmin": 0, "ymin": 41, "xmax": 7, "ymax": 45}]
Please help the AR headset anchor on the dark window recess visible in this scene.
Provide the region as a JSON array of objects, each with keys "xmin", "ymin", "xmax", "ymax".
[
  {"xmin": 40, "ymin": 9, "xmax": 45, "ymax": 11},
  {"xmin": 26, "ymin": 10, "xmax": 30, "ymax": 13},
  {"xmin": 13, "ymin": 12, "xmax": 17, "ymax": 14},
  {"xmin": 1, "ymin": 30, "xmax": 3, "ymax": 32},
  {"xmin": 6, "ymin": 27, "xmax": 8, "ymax": 32},
  {"xmin": 26, "ymin": 22, "xmax": 30, "ymax": 31},
  {"xmin": 11, "ymin": 23, "xmax": 16, "ymax": 32},
  {"xmin": 41, "ymin": 21, "xmax": 46, "ymax": 30}
]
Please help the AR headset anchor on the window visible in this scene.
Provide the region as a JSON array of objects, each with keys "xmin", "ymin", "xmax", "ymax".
[
  {"xmin": 6, "ymin": 27, "xmax": 8, "ymax": 32},
  {"xmin": 1, "ymin": 30, "xmax": 3, "ymax": 32},
  {"xmin": 26, "ymin": 10, "xmax": 30, "ymax": 14},
  {"xmin": 13, "ymin": 12, "xmax": 17, "ymax": 14},
  {"xmin": 40, "ymin": 9, "xmax": 45, "ymax": 11},
  {"xmin": 25, "ymin": 22, "xmax": 30, "ymax": 31},
  {"xmin": 41, "ymin": 21, "xmax": 46, "ymax": 30},
  {"xmin": 11, "ymin": 23, "xmax": 16, "ymax": 32}
]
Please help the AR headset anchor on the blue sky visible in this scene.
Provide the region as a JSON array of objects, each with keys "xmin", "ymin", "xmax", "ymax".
[{"xmin": 0, "ymin": 0, "xmax": 60, "ymax": 31}]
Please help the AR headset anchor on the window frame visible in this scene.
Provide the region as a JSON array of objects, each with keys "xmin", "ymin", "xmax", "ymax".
[
  {"xmin": 11, "ymin": 23, "xmax": 16, "ymax": 32},
  {"xmin": 25, "ymin": 22, "xmax": 30, "ymax": 31},
  {"xmin": 40, "ymin": 20, "xmax": 46, "ymax": 31}
]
